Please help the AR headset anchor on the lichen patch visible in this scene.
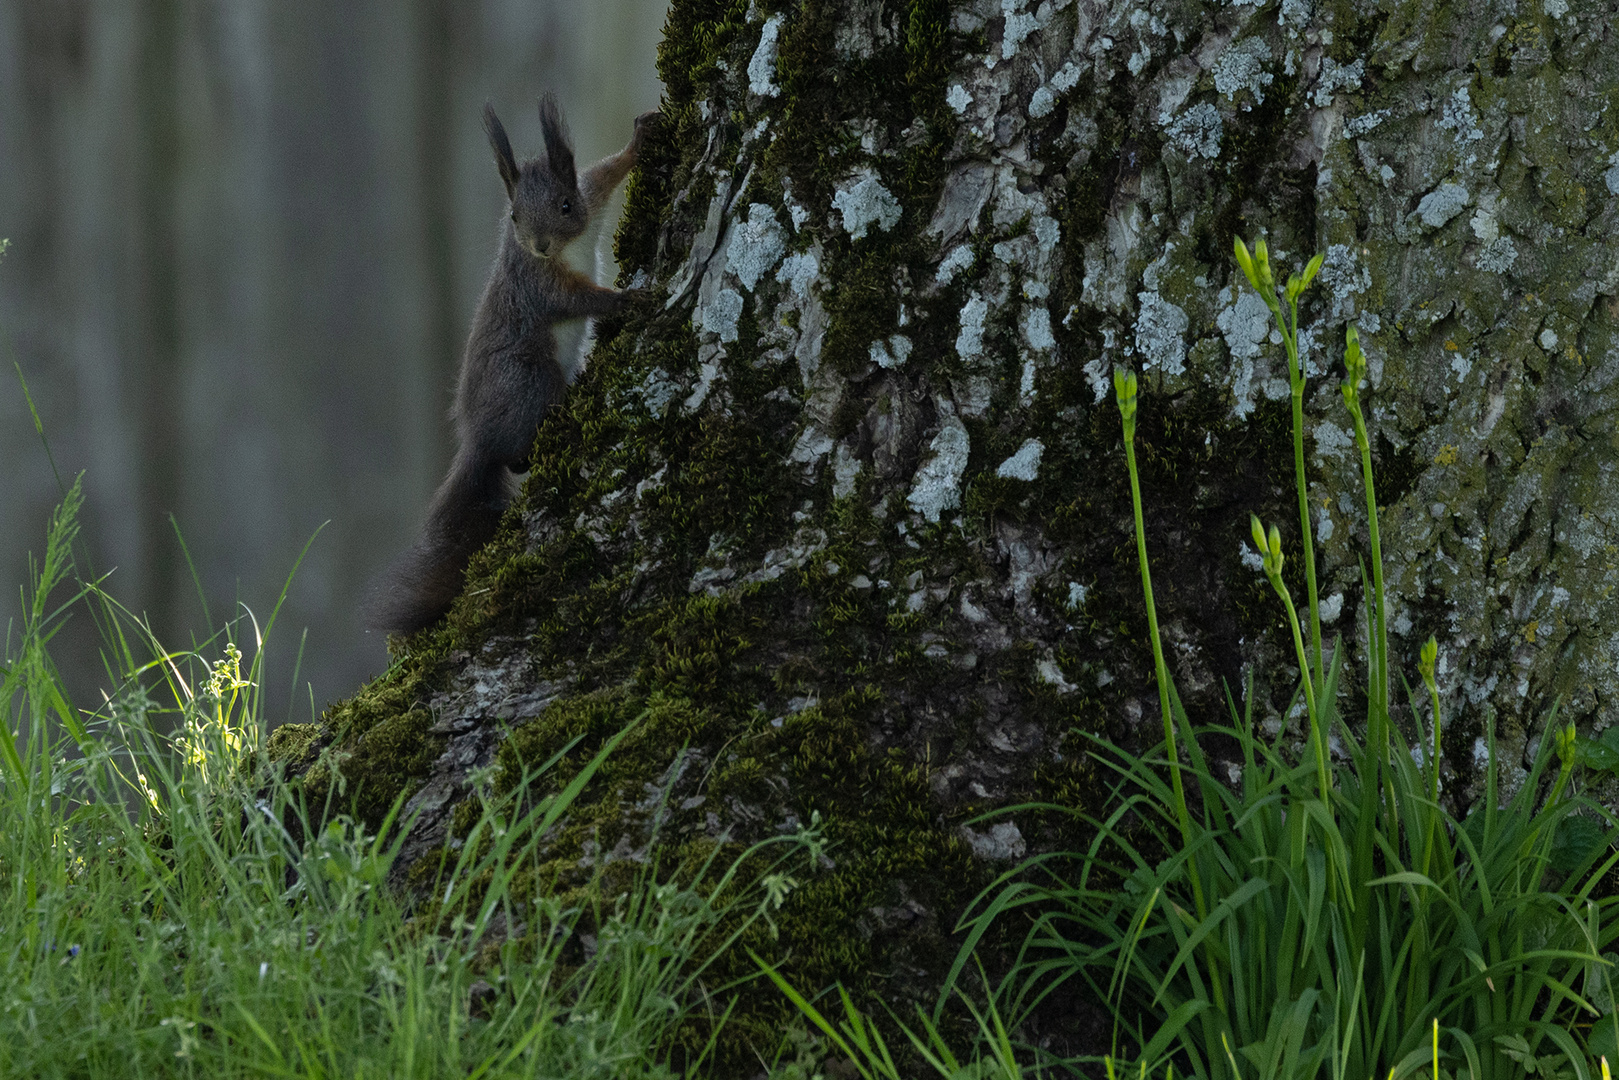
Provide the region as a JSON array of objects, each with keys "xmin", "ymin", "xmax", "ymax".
[
  {"xmin": 996, "ymin": 438, "xmax": 1044, "ymax": 481},
  {"xmin": 831, "ymin": 168, "xmax": 902, "ymax": 240},
  {"xmin": 907, "ymin": 414, "xmax": 971, "ymax": 523}
]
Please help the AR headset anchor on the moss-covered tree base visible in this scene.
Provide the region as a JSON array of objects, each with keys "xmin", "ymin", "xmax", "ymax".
[{"xmin": 282, "ymin": 0, "xmax": 1619, "ymax": 1070}]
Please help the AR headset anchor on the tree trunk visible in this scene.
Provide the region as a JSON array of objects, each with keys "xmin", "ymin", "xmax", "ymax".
[{"xmin": 285, "ymin": 0, "xmax": 1619, "ymax": 1063}]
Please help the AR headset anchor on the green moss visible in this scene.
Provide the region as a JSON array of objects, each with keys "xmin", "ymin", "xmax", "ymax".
[
  {"xmin": 265, "ymin": 722, "xmax": 323, "ymax": 771},
  {"xmin": 447, "ymin": 796, "xmax": 483, "ymax": 841},
  {"xmin": 278, "ymin": 658, "xmax": 452, "ymax": 835},
  {"xmin": 498, "ymin": 688, "xmax": 636, "ymax": 795},
  {"xmin": 821, "ymin": 247, "xmax": 906, "ymax": 377},
  {"xmin": 657, "ymin": 0, "xmax": 751, "ymax": 105},
  {"xmin": 300, "ymin": 706, "xmax": 445, "ymax": 829}
]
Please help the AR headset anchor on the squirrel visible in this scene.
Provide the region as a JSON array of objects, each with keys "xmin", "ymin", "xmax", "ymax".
[{"xmin": 366, "ymin": 95, "xmax": 657, "ymax": 636}]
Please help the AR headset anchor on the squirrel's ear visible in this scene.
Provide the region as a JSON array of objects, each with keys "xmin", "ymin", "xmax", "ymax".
[
  {"xmin": 538, "ymin": 93, "xmax": 576, "ymax": 192},
  {"xmin": 482, "ymin": 104, "xmax": 519, "ymax": 198}
]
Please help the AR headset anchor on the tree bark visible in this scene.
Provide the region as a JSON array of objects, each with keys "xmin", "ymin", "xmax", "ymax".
[{"xmin": 287, "ymin": 0, "xmax": 1619, "ymax": 1064}]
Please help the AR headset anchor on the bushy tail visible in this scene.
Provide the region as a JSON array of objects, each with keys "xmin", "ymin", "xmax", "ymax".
[{"xmin": 365, "ymin": 452, "xmax": 507, "ymax": 636}]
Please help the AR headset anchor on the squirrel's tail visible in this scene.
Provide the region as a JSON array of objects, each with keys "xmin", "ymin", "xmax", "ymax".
[{"xmin": 365, "ymin": 451, "xmax": 507, "ymax": 636}]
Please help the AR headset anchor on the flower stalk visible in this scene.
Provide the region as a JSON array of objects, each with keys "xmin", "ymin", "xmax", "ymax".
[
  {"xmin": 1418, "ymin": 635, "xmax": 1441, "ymax": 877},
  {"xmin": 1341, "ymin": 327, "xmax": 1388, "ymax": 723},
  {"xmin": 1235, "ymin": 237, "xmax": 1325, "ymax": 689},
  {"xmin": 1252, "ymin": 514, "xmax": 1328, "ymax": 802},
  {"xmin": 1417, "ymin": 636, "xmax": 1440, "ymax": 806},
  {"xmin": 1116, "ymin": 367, "xmax": 1226, "ymax": 1026},
  {"xmin": 1116, "ymin": 369, "xmax": 1193, "ymax": 848}
]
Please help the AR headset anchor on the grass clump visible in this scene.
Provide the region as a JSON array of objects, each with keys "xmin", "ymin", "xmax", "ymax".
[
  {"xmin": 933, "ymin": 241, "xmax": 1619, "ymax": 1078},
  {"xmin": 756, "ymin": 952, "xmax": 1039, "ymax": 1080},
  {"xmin": 0, "ymin": 466, "xmax": 821, "ymax": 1077}
]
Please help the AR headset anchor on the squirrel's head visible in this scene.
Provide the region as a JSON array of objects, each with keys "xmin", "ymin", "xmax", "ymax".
[{"xmin": 483, "ymin": 97, "xmax": 585, "ymax": 260}]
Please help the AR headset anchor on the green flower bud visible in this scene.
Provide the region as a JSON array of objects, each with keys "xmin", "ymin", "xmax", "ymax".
[
  {"xmin": 1557, "ymin": 721, "xmax": 1578, "ymax": 772},
  {"xmin": 1301, "ymin": 252, "xmax": 1324, "ymax": 291},
  {"xmin": 1344, "ymin": 325, "xmax": 1365, "ymax": 382},
  {"xmin": 1250, "ymin": 513, "xmax": 1268, "ymax": 556},
  {"xmin": 1113, "ymin": 367, "xmax": 1137, "ymax": 414},
  {"xmin": 1114, "ymin": 367, "xmax": 1138, "ymax": 437},
  {"xmin": 1233, "ymin": 237, "xmax": 1260, "ymax": 293},
  {"xmin": 1254, "ymin": 239, "xmax": 1274, "ymax": 291},
  {"xmin": 1249, "ymin": 515, "xmax": 1284, "ymax": 576},
  {"xmin": 1341, "ymin": 326, "xmax": 1367, "ymax": 417},
  {"xmin": 1419, "ymin": 636, "xmax": 1437, "ymax": 686}
]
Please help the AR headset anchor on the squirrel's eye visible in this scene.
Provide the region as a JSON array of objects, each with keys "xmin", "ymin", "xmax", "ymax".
[
  {"xmin": 509, "ymin": 210, "xmax": 516, "ymax": 222},
  {"xmin": 561, "ymin": 198, "xmax": 572, "ymax": 214}
]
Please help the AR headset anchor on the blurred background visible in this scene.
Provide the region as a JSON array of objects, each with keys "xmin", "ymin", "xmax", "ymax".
[{"xmin": 0, "ymin": 0, "xmax": 670, "ymax": 724}]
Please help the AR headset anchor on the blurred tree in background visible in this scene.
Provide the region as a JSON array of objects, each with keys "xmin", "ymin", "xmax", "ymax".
[{"xmin": 0, "ymin": 0, "xmax": 668, "ymax": 716}]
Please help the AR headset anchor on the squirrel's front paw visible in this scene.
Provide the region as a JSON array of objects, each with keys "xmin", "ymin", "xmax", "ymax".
[{"xmin": 631, "ymin": 110, "xmax": 661, "ymax": 146}]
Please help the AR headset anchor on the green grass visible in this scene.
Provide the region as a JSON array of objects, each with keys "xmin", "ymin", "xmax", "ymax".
[
  {"xmin": 0, "ymin": 469, "xmax": 822, "ymax": 1078},
  {"xmin": 755, "ymin": 950, "xmax": 1039, "ymax": 1080}
]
